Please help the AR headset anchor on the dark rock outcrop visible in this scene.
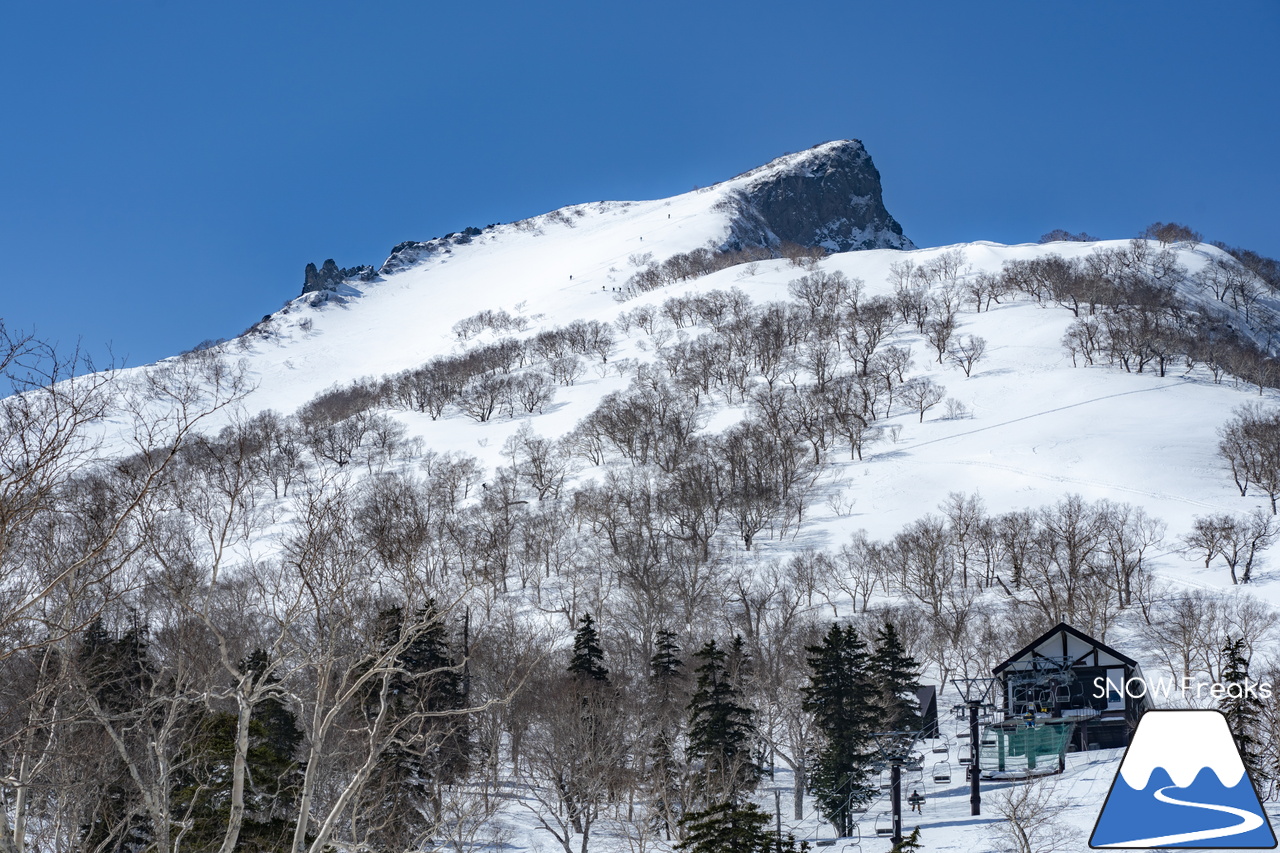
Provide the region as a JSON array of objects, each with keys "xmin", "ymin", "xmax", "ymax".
[
  {"xmin": 301, "ymin": 259, "xmax": 377, "ymax": 295},
  {"xmin": 724, "ymin": 140, "xmax": 913, "ymax": 252},
  {"xmin": 379, "ymin": 240, "xmax": 445, "ymax": 277}
]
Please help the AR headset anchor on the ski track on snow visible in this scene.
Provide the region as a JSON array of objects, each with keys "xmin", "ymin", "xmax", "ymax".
[{"xmin": 898, "ymin": 383, "xmax": 1228, "ymax": 511}]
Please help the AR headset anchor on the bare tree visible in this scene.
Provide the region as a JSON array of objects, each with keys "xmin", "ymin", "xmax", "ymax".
[
  {"xmin": 925, "ymin": 311, "xmax": 957, "ymax": 363},
  {"xmin": 1219, "ymin": 404, "xmax": 1280, "ymax": 511},
  {"xmin": 1216, "ymin": 509, "xmax": 1278, "ymax": 584},
  {"xmin": 947, "ymin": 335, "xmax": 987, "ymax": 377},
  {"xmin": 900, "ymin": 377, "xmax": 946, "ymax": 423},
  {"xmin": 990, "ymin": 777, "xmax": 1072, "ymax": 853}
]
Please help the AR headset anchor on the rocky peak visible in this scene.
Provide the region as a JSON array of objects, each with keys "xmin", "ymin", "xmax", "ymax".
[
  {"xmin": 724, "ymin": 140, "xmax": 913, "ymax": 252},
  {"xmin": 301, "ymin": 259, "xmax": 377, "ymax": 295}
]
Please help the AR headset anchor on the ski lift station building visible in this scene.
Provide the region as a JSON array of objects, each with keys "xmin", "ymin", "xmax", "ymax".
[{"xmin": 992, "ymin": 622, "xmax": 1151, "ymax": 752}]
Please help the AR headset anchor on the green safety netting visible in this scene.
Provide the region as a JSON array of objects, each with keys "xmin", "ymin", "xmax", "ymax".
[{"xmin": 978, "ymin": 721, "xmax": 1076, "ymax": 776}]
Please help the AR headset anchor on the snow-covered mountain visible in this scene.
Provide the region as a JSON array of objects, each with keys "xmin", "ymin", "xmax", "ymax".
[
  {"xmin": 188, "ymin": 168, "xmax": 1269, "ymax": 550},
  {"xmin": 29, "ymin": 142, "xmax": 1280, "ymax": 853}
]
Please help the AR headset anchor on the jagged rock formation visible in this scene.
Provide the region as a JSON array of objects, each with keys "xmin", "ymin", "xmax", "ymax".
[
  {"xmin": 378, "ymin": 227, "xmax": 488, "ymax": 277},
  {"xmin": 323, "ymin": 142, "xmax": 909, "ymax": 288},
  {"xmin": 301, "ymin": 259, "xmax": 377, "ymax": 295},
  {"xmin": 724, "ymin": 140, "xmax": 913, "ymax": 252},
  {"xmin": 379, "ymin": 239, "xmax": 446, "ymax": 277}
]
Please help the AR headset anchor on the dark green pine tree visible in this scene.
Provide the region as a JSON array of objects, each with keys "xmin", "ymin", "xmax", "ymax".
[
  {"xmin": 869, "ymin": 621, "xmax": 923, "ymax": 733},
  {"xmin": 648, "ymin": 630, "xmax": 687, "ymax": 839},
  {"xmin": 78, "ymin": 618, "xmax": 155, "ymax": 853},
  {"xmin": 393, "ymin": 604, "xmax": 469, "ymax": 783},
  {"xmin": 362, "ymin": 604, "xmax": 469, "ymax": 847},
  {"xmin": 239, "ymin": 649, "xmax": 306, "ymax": 847},
  {"xmin": 171, "ymin": 649, "xmax": 305, "ymax": 853},
  {"xmin": 890, "ymin": 827, "xmax": 924, "ymax": 852},
  {"xmin": 686, "ymin": 637, "xmax": 760, "ymax": 804},
  {"xmin": 803, "ymin": 623, "xmax": 877, "ymax": 838},
  {"xmin": 569, "ymin": 612, "xmax": 610, "ymax": 684},
  {"xmin": 1221, "ymin": 637, "xmax": 1267, "ymax": 785},
  {"xmin": 676, "ymin": 799, "xmax": 804, "ymax": 853}
]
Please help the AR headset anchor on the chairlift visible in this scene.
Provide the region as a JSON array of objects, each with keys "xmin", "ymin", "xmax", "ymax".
[
  {"xmin": 980, "ymin": 733, "xmax": 998, "ymax": 746},
  {"xmin": 908, "ymin": 791, "xmax": 925, "ymax": 811},
  {"xmin": 957, "ymin": 728, "xmax": 971, "ymax": 739},
  {"xmin": 874, "ymin": 813, "xmax": 894, "ymax": 837},
  {"xmin": 905, "ymin": 753, "xmax": 924, "ymax": 772},
  {"xmin": 932, "ymin": 760, "xmax": 952, "ymax": 783},
  {"xmin": 932, "ymin": 737, "xmax": 949, "ymax": 754},
  {"xmin": 958, "ymin": 752, "xmax": 972, "ymax": 765},
  {"xmin": 1055, "ymin": 684, "xmax": 1071, "ymax": 703},
  {"xmin": 879, "ymin": 770, "xmax": 893, "ymax": 790}
]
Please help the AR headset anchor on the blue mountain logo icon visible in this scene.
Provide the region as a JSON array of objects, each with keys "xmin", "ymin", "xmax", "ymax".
[{"xmin": 1090, "ymin": 709, "xmax": 1276, "ymax": 848}]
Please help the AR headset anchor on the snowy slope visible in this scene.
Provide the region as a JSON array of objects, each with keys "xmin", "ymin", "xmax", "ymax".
[
  {"xmin": 217, "ymin": 232, "xmax": 1271, "ymax": 559},
  {"xmin": 106, "ymin": 158, "xmax": 1280, "ymax": 852}
]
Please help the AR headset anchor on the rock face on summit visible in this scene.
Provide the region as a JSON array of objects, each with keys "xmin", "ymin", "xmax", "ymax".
[
  {"xmin": 727, "ymin": 140, "xmax": 913, "ymax": 252},
  {"xmin": 301, "ymin": 259, "xmax": 377, "ymax": 294}
]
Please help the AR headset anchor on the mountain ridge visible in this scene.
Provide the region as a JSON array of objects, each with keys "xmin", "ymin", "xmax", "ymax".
[{"xmin": 297, "ymin": 140, "xmax": 911, "ymax": 297}]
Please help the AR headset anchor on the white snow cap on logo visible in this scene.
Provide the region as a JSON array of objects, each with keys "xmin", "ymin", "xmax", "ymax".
[{"xmin": 1119, "ymin": 711, "xmax": 1247, "ymax": 790}]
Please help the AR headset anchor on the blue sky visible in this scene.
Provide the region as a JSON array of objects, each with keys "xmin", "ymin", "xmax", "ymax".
[{"xmin": 2, "ymin": 2, "xmax": 1277, "ymax": 368}]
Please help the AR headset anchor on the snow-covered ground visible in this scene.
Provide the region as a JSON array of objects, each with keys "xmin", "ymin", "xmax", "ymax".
[{"xmin": 103, "ymin": 154, "xmax": 1280, "ymax": 851}]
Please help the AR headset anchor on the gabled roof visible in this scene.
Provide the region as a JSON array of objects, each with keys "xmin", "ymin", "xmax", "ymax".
[{"xmin": 993, "ymin": 622, "xmax": 1137, "ymax": 675}]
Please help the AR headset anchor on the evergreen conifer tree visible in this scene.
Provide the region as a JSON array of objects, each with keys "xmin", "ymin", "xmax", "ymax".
[
  {"xmin": 869, "ymin": 621, "xmax": 923, "ymax": 733},
  {"xmin": 171, "ymin": 649, "xmax": 304, "ymax": 853},
  {"xmin": 1221, "ymin": 636, "xmax": 1267, "ymax": 785},
  {"xmin": 648, "ymin": 630, "xmax": 687, "ymax": 838},
  {"xmin": 890, "ymin": 827, "xmax": 924, "ymax": 852},
  {"xmin": 569, "ymin": 612, "xmax": 610, "ymax": 684},
  {"xmin": 77, "ymin": 618, "xmax": 155, "ymax": 853},
  {"xmin": 803, "ymin": 623, "xmax": 876, "ymax": 837},
  {"xmin": 359, "ymin": 604, "xmax": 469, "ymax": 847},
  {"xmin": 686, "ymin": 638, "xmax": 759, "ymax": 804},
  {"xmin": 676, "ymin": 799, "xmax": 804, "ymax": 853}
]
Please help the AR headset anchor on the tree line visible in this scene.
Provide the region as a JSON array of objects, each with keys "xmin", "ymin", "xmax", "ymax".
[{"xmin": 4, "ymin": 230, "xmax": 1280, "ymax": 851}]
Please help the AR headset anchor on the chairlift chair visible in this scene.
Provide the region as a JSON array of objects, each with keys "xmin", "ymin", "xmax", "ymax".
[
  {"xmin": 932, "ymin": 760, "xmax": 952, "ymax": 783},
  {"xmin": 958, "ymin": 752, "xmax": 972, "ymax": 765},
  {"xmin": 874, "ymin": 813, "xmax": 894, "ymax": 837},
  {"xmin": 931, "ymin": 737, "xmax": 949, "ymax": 754}
]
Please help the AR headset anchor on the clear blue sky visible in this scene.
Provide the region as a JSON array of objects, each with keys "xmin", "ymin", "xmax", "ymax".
[{"xmin": 2, "ymin": 1, "xmax": 1277, "ymax": 367}]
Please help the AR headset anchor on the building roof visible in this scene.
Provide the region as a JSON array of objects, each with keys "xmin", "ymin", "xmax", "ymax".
[{"xmin": 993, "ymin": 622, "xmax": 1137, "ymax": 675}]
